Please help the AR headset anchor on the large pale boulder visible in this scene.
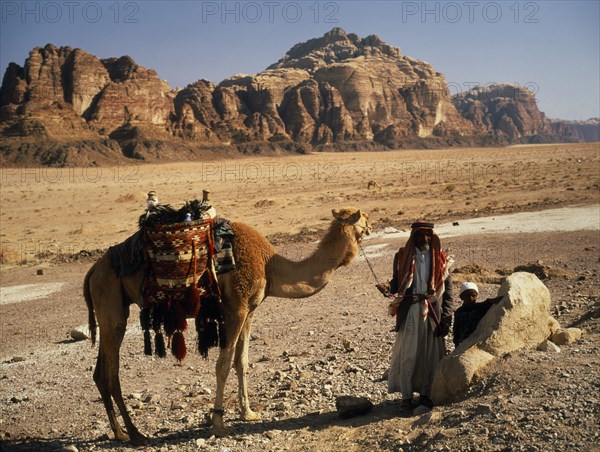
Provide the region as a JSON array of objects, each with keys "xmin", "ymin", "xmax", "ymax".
[{"xmin": 432, "ymin": 272, "xmax": 551, "ymax": 404}]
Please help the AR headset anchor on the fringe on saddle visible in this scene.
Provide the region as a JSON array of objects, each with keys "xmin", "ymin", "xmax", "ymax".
[{"xmin": 134, "ymin": 200, "xmax": 234, "ymax": 362}]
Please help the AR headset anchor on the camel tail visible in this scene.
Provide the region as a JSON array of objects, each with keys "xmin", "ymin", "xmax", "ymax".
[{"xmin": 83, "ymin": 263, "xmax": 97, "ymax": 346}]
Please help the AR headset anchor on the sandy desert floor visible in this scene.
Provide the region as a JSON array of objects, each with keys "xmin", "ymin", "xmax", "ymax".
[{"xmin": 0, "ymin": 142, "xmax": 599, "ymax": 451}]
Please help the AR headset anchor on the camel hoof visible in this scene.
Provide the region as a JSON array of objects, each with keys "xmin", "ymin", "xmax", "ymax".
[
  {"xmin": 130, "ymin": 432, "xmax": 149, "ymax": 446},
  {"xmin": 210, "ymin": 424, "xmax": 230, "ymax": 437},
  {"xmin": 114, "ymin": 431, "xmax": 130, "ymax": 442},
  {"xmin": 241, "ymin": 409, "xmax": 261, "ymax": 422}
]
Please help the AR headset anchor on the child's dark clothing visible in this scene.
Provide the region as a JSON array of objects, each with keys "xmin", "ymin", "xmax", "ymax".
[{"xmin": 453, "ymin": 297, "xmax": 502, "ymax": 346}]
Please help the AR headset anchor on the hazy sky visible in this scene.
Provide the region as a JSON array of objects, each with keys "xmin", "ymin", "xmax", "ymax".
[{"xmin": 1, "ymin": 1, "xmax": 598, "ymax": 120}]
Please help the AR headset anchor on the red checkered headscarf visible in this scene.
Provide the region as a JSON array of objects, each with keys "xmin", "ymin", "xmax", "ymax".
[{"xmin": 396, "ymin": 222, "xmax": 450, "ymax": 297}]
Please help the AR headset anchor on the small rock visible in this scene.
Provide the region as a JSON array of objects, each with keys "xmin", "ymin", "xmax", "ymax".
[
  {"xmin": 551, "ymin": 328, "xmax": 582, "ymax": 345},
  {"xmin": 70, "ymin": 325, "xmax": 91, "ymax": 341},
  {"xmin": 60, "ymin": 446, "xmax": 78, "ymax": 452},
  {"xmin": 335, "ymin": 395, "xmax": 373, "ymax": 419},
  {"xmin": 438, "ymin": 428, "xmax": 459, "ymax": 438},
  {"xmin": 8, "ymin": 356, "xmax": 26, "ymax": 364},
  {"xmin": 537, "ymin": 339, "xmax": 561, "ymax": 353},
  {"xmin": 342, "ymin": 338, "xmax": 352, "ymax": 351},
  {"xmin": 171, "ymin": 402, "xmax": 187, "ymax": 410},
  {"xmin": 265, "ymin": 429, "xmax": 281, "ymax": 440},
  {"xmin": 36, "ymin": 269, "xmax": 44, "ymax": 275},
  {"xmin": 274, "ymin": 401, "xmax": 291, "ymax": 411},
  {"xmin": 195, "ymin": 438, "xmax": 206, "ymax": 447},
  {"xmin": 143, "ymin": 394, "xmax": 158, "ymax": 403},
  {"xmin": 413, "ymin": 408, "xmax": 440, "ymax": 424},
  {"xmin": 413, "ymin": 405, "xmax": 432, "ymax": 417},
  {"xmin": 129, "ymin": 393, "xmax": 143, "ymax": 400}
]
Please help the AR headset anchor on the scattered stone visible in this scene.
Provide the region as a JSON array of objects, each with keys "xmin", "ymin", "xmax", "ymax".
[
  {"xmin": 170, "ymin": 402, "xmax": 187, "ymax": 410},
  {"xmin": 551, "ymin": 328, "xmax": 582, "ymax": 345},
  {"xmin": 70, "ymin": 325, "xmax": 91, "ymax": 341},
  {"xmin": 342, "ymin": 338, "xmax": 353, "ymax": 351},
  {"xmin": 6, "ymin": 356, "xmax": 26, "ymax": 364},
  {"xmin": 413, "ymin": 408, "xmax": 440, "ymax": 424},
  {"xmin": 143, "ymin": 394, "xmax": 159, "ymax": 403},
  {"xmin": 335, "ymin": 395, "xmax": 373, "ymax": 419},
  {"xmin": 537, "ymin": 340, "xmax": 561, "ymax": 353},
  {"xmin": 195, "ymin": 438, "xmax": 206, "ymax": 447},
  {"xmin": 548, "ymin": 316, "xmax": 561, "ymax": 335},
  {"xmin": 265, "ymin": 429, "xmax": 281, "ymax": 439},
  {"xmin": 36, "ymin": 269, "xmax": 44, "ymax": 275},
  {"xmin": 274, "ymin": 401, "xmax": 291, "ymax": 411},
  {"xmin": 60, "ymin": 446, "xmax": 78, "ymax": 452}
]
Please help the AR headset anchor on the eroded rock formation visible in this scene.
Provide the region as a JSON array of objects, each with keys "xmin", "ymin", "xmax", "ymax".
[{"xmin": 1, "ymin": 30, "xmax": 595, "ymax": 166}]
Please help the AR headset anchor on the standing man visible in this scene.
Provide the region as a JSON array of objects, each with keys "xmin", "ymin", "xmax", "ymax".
[{"xmin": 377, "ymin": 221, "xmax": 456, "ymax": 411}]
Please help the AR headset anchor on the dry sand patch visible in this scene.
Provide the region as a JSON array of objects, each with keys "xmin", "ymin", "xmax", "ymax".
[{"xmin": 0, "ymin": 143, "xmax": 598, "ymax": 266}]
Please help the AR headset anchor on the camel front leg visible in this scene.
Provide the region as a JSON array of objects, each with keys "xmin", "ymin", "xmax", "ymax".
[
  {"xmin": 211, "ymin": 311, "xmax": 246, "ymax": 436},
  {"xmin": 234, "ymin": 310, "xmax": 260, "ymax": 421}
]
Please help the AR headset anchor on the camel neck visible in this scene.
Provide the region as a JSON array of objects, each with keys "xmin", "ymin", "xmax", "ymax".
[{"xmin": 266, "ymin": 223, "xmax": 357, "ymax": 299}]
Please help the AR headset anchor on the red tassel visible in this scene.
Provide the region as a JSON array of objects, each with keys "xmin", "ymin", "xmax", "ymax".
[
  {"xmin": 188, "ymin": 282, "xmax": 202, "ymax": 317},
  {"xmin": 175, "ymin": 299, "xmax": 188, "ymax": 331},
  {"xmin": 172, "ymin": 331, "xmax": 187, "ymax": 362}
]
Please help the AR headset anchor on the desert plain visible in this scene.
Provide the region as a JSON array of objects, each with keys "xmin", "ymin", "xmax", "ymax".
[{"xmin": 0, "ymin": 142, "xmax": 599, "ymax": 451}]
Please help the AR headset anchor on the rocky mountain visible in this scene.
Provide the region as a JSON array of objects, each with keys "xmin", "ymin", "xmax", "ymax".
[
  {"xmin": 1, "ymin": 30, "xmax": 596, "ymax": 166},
  {"xmin": 547, "ymin": 118, "xmax": 600, "ymax": 143},
  {"xmin": 452, "ymin": 84, "xmax": 555, "ymax": 141}
]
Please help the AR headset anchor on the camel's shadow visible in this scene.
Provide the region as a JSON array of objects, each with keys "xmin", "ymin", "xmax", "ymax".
[{"xmin": 1, "ymin": 400, "xmax": 409, "ymax": 450}]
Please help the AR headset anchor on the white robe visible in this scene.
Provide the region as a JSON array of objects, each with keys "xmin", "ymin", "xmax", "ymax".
[{"xmin": 388, "ymin": 246, "xmax": 446, "ymax": 399}]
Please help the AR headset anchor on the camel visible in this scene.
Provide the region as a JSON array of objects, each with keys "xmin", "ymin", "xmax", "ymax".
[
  {"xmin": 367, "ymin": 180, "xmax": 382, "ymax": 190},
  {"xmin": 83, "ymin": 207, "xmax": 371, "ymax": 444}
]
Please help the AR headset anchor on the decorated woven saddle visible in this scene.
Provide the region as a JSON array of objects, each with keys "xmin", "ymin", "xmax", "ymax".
[{"xmin": 138, "ymin": 198, "xmax": 233, "ymax": 362}]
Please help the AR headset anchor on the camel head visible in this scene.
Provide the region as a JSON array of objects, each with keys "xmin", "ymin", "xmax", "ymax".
[{"xmin": 331, "ymin": 207, "xmax": 372, "ymax": 243}]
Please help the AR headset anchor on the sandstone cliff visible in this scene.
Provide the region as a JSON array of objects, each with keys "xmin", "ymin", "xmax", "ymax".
[
  {"xmin": 452, "ymin": 84, "xmax": 554, "ymax": 140},
  {"xmin": 548, "ymin": 118, "xmax": 600, "ymax": 143},
  {"xmin": 1, "ymin": 31, "xmax": 595, "ymax": 166}
]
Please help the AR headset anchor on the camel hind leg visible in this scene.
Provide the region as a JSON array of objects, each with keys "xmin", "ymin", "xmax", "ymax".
[
  {"xmin": 94, "ymin": 329, "xmax": 129, "ymax": 441},
  {"xmin": 95, "ymin": 321, "xmax": 148, "ymax": 445},
  {"xmin": 89, "ymin": 257, "xmax": 147, "ymax": 445}
]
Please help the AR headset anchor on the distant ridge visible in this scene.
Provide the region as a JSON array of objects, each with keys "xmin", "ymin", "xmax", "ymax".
[{"xmin": 1, "ymin": 29, "xmax": 596, "ymax": 166}]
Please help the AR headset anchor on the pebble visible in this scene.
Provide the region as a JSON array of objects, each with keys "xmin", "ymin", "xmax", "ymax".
[
  {"xmin": 60, "ymin": 446, "xmax": 78, "ymax": 452},
  {"xmin": 70, "ymin": 325, "xmax": 91, "ymax": 341}
]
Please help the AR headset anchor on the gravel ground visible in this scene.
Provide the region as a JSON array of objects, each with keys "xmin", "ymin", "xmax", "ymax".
[{"xmin": 0, "ymin": 228, "xmax": 598, "ymax": 451}]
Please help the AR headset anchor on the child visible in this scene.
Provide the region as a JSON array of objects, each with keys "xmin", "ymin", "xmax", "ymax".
[{"xmin": 453, "ymin": 282, "xmax": 503, "ymax": 346}]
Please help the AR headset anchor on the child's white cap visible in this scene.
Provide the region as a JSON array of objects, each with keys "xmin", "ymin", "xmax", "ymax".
[{"xmin": 460, "ymin": 281, "xmax": 479, "ymax": 296}]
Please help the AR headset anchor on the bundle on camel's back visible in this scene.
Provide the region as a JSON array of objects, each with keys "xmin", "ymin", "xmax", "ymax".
[{"xmin": 84, "ymin": 206, "xmax": 371, "ymax": 444}]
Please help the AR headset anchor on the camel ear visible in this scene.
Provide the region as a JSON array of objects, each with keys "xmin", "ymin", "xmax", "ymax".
[
  {"xmin": 333, "ymin": 208, "xmax": 361, "ymax": 223},
  {"xmin": 349, "ymin": 209, "xmax": 362, "ymax": 223}
]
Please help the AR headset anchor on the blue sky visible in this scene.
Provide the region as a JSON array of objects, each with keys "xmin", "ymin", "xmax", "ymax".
[{"xmin": 1, "ymin": 1, "xmax": 598, "ymax": 120}]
